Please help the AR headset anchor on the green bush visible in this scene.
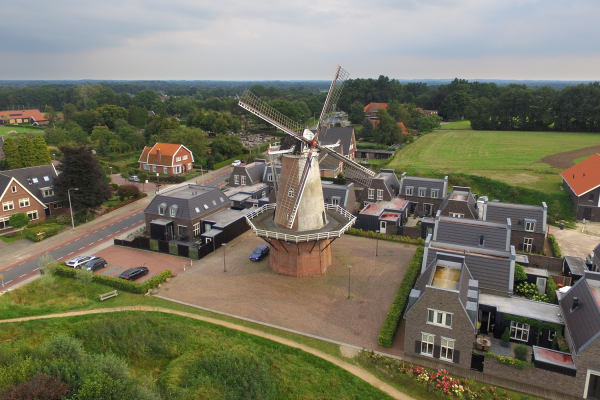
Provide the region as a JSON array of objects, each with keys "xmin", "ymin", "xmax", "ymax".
[
  {"xmin": 346, "ymin": 228, "xmax": 425, "ymax": 246},
  {"xmin": 9, "ymin": 212, "xmax": 29, "ymax": 228},
  {"xmin": 514, "ymin": 344, "xmax": 529, "ymax": 361},
  {"xmin": 514, "ymin": 263, "xmax": 527, "ymax": 282},
  {"xmin": 548, "ymin": 234, "xmax": 562, "ymax": 258},
  {"xmin": 378, "ymin": 246, "xmax": 424, "ymax": 347},
  {"xmin": 546, "ymin": 276, "xmax": 559, "ymax": 304},
  {"xmin": 150, "ymin": 239, "xmax": 159, "ymax": 251},
  {"xmin": 485, "ymin": 352, "xmax": 532, "ymax": 370},
  {"xmin": 189, "ymin": 247, "xmax": 199, "ymax": 260},
  {"xmin": 169, "ymin": 242, "xmax": 178, "ymax": 256},
  {"xmin": 501, "ymin": 327, "xmax": 510, "ymax": 343}
]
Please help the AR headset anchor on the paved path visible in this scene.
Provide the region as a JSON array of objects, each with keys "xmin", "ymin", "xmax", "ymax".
[{"xmin": 0, "ymin": 306, "xmax": 414, "ymax": 400}]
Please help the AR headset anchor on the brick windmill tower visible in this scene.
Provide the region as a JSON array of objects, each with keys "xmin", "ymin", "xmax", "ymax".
[{"xmin": 239, "ymin": 66, "xmax": 375, "ymax": 277}]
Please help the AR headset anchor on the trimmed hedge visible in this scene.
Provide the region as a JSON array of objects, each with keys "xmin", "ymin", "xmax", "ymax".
[
  {"xmin": 212, "ymin": 155, "xmax": 245, "ymax": 170},
  {"xmin": 53, "ymin": 264, "xmax": 171, "ymax": 294},
  {"xmin": 378, "ymin": 246, "xmax": 424, "ymax": 347},
  {"xmin": 548, "ymin": 233, "xmax": 562, "ymax": 258},
  {"xmin": 150, "ymin": 239, "xmax": 159, "ymax": 251},
  {"xmin": 546, "ymin": 275, "xmax": 559, "ymax": 304},
  {"xmin": 347, "ymin": 228, "xmax": 425, "ymax": 246},
  {"xmin": 169, "ymin": 242, "xmax": 178, "ymax": 255},
  {"xmin": 485, "ymin": 352, "xmax": 533, "ymax": 370}
]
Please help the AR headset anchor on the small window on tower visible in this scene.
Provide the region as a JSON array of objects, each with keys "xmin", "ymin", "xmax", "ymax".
[{"xmin": 288, "ymin": 188, "xmax": 294, "ymax": 197}]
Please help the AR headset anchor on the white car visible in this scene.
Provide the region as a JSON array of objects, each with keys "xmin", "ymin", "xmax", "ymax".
[
  {"xmin": 66, "ymin": 256, "xmax": 97, "ymax": 269},
  {"xmin": 232, "ymin": 160, "xmax": 241, "ymax": 167}
]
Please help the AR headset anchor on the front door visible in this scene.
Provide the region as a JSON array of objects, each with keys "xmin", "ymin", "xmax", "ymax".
[
  {"xmin": 479, "ymin": 310, "xmax": 491, "ymax": 334},
  {"xmin": 584, "ymin": 207, "xmax": 592, "ymax": 221},
  {"xmin": 423, "ymin": 203, "xmax": 433, "ymax": 216},
  {"xmin": 380, "ymin": 220, "xmax": 386, "ymax": 234}
]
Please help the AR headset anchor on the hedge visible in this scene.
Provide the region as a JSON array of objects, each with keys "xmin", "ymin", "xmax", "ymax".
[
  {"xmin": 378, "ymin": 246, "xmax": 424, "ymax": 347},
  {"xmin": 169, "ymin": 242, "xmax": 178, "ymax": 256},
  {"xmin": 150, "ymin": 239, "xmax": 159, "ymax": 251},
  {"xmin": 346, "ymin": 228, "xmax": 425, "ymax": 246},
  {"xmin": 548, "ymin": 234, "xmax": 562, "ymax": 258},
  {"xmin": 484, "ymin": 353, "xmax": 533, "ymax": 370},
  {"xmin": 212, "ymin": 155, "xmax": 245, "ymax": 170},
  {"xmin": 53, "ymin": 264, "xmax": 171, "ymax": 294},
  {"xmin": 546, "ymin": 276, "xmax": 559, "ymax": 304}
]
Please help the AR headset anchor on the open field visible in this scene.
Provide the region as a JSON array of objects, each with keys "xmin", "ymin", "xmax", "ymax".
[
  {"xmin": 388, "ymin": 130, "xmax": 600, "ymax": 192},
  {"xmin": 0, "ymin": 124, "xmax": 44, "ymax": 137},
  {"xmin": 438, "ymin": 120, "xmax": 472, "ymax": 130}
]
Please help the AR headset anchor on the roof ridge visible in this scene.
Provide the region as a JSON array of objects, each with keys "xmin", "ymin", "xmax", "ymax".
[{"xmin": 1, "ymin": 164, "xmax": 55, "ymax": 172}]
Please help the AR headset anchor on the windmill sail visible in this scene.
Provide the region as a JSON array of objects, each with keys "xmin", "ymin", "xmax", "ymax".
[{"xmin": 315, "ymin": 66, "xmax": 349, "ymax": 140}]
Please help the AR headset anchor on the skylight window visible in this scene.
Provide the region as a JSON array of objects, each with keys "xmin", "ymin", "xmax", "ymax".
[
  {"xmin": 219, "ymin": 197, "xmax": 224, "ymax": 202},
  {"xmin": 43, "ymin": 176, "xmax": 50, "ymax": 181},
  {"xmin": 204, "ymin": 204, "xmax": 209, "ymax": 209},
  {"xmin": 32, "ymin": 178, "xmax": 39, "ymax": 183},
  {"xmin": 195, "ymin": 207, "xmax": 200, "ymax": 213},
  {"xmin": 212, "ymin": 200, "xmax": 217, "ymax": 206}
]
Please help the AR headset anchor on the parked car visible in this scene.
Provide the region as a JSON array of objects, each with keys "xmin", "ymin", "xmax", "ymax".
[
  {"xmin": 128, "ymin": 175, "xmax": 140, "ymax": 182},
  {"xmin": 66, "ymin": 256, "xmax": 96, "ymax": 269},
  {"xmin": 118, "ymin": 267, "xmax": 149, "ymax": 280},
  {"xmin": 85, "ymin": 257, "xmax": 107, "ymax": 272},
  {"xmin": 232, "ymin": 160, "xmax": 241, "ymax": 166},
  {"xmin": 249, "ymin": 245, "xmax": 270, "ymax": 261}
]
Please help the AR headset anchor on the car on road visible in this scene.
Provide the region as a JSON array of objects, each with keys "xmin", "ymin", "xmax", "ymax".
[
  {"xmin": 118, "ymin": 267, "xmax": 149, "ymax": 281},
  {"xmin": 85, "ymin": 257, "xmax": 107, "ymax": 272},
  {"xmin": 128, "ymin": 175, "xmax": 140, "ymax": 182},
  {"xmin": 66, "ymin": 256, "xmax": 96, "ymax": 269},
  {"xmin": 249, "ymin": 245, "xmax": 270, "ymax": 261},
  {"xmin": 232, "ymin": 160, "xmax": 241, "ymax": 167}
]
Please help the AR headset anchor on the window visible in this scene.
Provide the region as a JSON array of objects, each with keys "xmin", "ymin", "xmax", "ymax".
[
  {"xmin": 3, "ymin": 201, "xmax": 14, "ymax": 211},
  {"xmin": 368, "ymin": 188, "xmax": 374, "ymax": 200},
  {"xmin": 195, "ymin": 207, "xmax": 200, "ymax": 213},
  {"xmin": 144, "ymin": 164, "xmax": 150, "ymax": 170},
  {"xmin": 203, "ymin": 204, "xmax": 209, "ymax": 209},
  {"xmin": 525, "ymin": 220, "xmax": 536, "ymax": 232},
  {"xmin": 158, "ymin": 203, "xmax": 166, "ymax": 215},
  {"xmin": 0, "ymin": 217, "xmax": 9, "ymax": 229},
  {"xmin": 188, "ymin": 163, "xmax": 192, "ymax": 170},
  {"xmin": 431, "ymin": 189, "xmax": 439, "ymax": 198},
  {"xmin": 523, "ymin": 237, "xmax": 533, "ymax": 252},
  {"xmin": 405, "ymin": 187, "xmax": 413, "ymax": 196},
  {"xmin": 164, "ymin": 167, "xmax": 168, "ymax": 174},
  {"xmin": 11, "ymin": 186, "xmax": 16, "ymax": 193},
  {"xmin": 267, "ymin": 173, "xmax": 273, "ymax": 182},
  {"xmin": 27, "ymin": 211, "xmax": 38, "ymax": 220},
  {"xmin": 421, "ymin": 333, "xmax": 435, "ymax": 356},
  {"xmin": 42, "ymin": 189, "xmax": 54, "ymax": 197},
  {"xmin": 418, "ymin": 188, "xmax": 426, "ymax": 197},
  {"xmin": 548, "ymin": 330, "xmax": 557, "ymax": 342},
  {"xmin": 53, "ymin": 203, "xmax": 62, "ymax": 209},
  {"xmin": 241, "ymin": 176, "xmax": 246, "ymax": 185},
  {"xmin": 170, "ymin": 206, "xmax": 178, "ymax": 217},
  {"xmin": 153, "ymin": 166, "xmax": 157, "ymax": 172},
  {"xmin": 43, "ymin": 176, "xmax": 50, "ymax": 182},
  {"xmin": 479, "ymin": 235, "xmax": 485, "ymax": 246},
  {"xmin": 212, "ymin": 200, "xmax": 217, "ymax": 206},
  {"xmin": 377, "ymin": 189, "xmax": 383, "ymax": 201},
  {"xmin": 584, "ymin": 369, "xmax": 600, "ymax": 399},
  {"xmin": 288, "ymin": 188, "xmax": 294, "ymax": 197},
  {"xmin": 234, "ymin": 175, "xmax": 239, "ymax": 184},
  {"xmin": 32, "ymin": 177, "xmax": 38, "ymax": 183},
  {"xmin": 331, "ymin": 197, "xmax": 340, "ymax": 205},
  {"xmin": 193, "ymin": 223, "xmax": 200, "ymax": 236},
  {"xmin": 449, "ymin": 212, "xmax": 464, "ymax": 218},
  {"xmin": 427, "ymin": 309, "xmax": 452, "ymax": 328},
  {"xmin": 510, "ymin": 321, "xmax": 530, "ymax": 342},
  {"xmin": 183, "ymin": 155, "xmax": 188, "ymax": 160},
  {"xmin": 262, "ymin": 191, "xmax": 266, "ymax": 198},
  {"xmin": 440, "ymin": 338, "xmax": 455, "ymax": 361},
  {"xmin": 19, "ymin": 198, "xmax": 30, "ymax": 208},
  {"xmin": 177, "ymin": 225, "xmax": 187, "ymax": 237},
  {"xmin": 219, "ymin": 197, "xmax": 224, "ymax": 203},
  {"xmin": 204, "ymin": 223, "xmax": 212, "ymax": 232},
  {"xmin": 176, "ymin": 156, "xmax": 181, "ymax": 162}
]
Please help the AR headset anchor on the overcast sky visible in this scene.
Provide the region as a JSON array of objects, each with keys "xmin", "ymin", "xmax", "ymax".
[{"xmin": 2, "ymin": 0, "xmax": 599, "ymax": 81}]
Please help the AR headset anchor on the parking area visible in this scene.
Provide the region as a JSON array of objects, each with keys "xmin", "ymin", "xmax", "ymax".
[
  {"xmin": 153, "ymin": 230, "xmax": 415, "ymax": 356},
  {"xmin": 550, "ymin": 224, "xmax": 599, "ymax": 259}
]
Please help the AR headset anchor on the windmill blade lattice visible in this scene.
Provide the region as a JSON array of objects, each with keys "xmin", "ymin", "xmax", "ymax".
[{"xmin": 316, "ymin": 66, "xmax": 349, "ymax": 140}]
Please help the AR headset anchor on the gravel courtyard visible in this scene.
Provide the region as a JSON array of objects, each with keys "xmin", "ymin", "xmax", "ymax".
[{"xmin": 156, "ymin": 230, "xmax": 415, "ymax": 356}]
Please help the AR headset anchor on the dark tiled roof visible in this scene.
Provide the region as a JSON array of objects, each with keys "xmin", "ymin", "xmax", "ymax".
[
  {"xmin": 439, "ymin": 187, "xmax": 478, "ymax": 218},
  {"xmin": 560, "ymin": 272, "xmax": 600, "ymax": 354},
  {"xmin": 318, "ymin": 127, "xmax": 354, "ymax": 156},
  {"xmin": 435, "ymin": 217, "xmax": 508, "ymax": 252},
  {"xmin": 245, "ymin": 160, "xmax": 268, "ymax": 184},
  {"xmin": 399, "ymin": 174, "xmax": 446, "ymax": 198},
  {"xmin": 373, "ymin": 169, "xmax": 400, "ymax": 198},
  {"xmin": 322, "ymin": 182, "xmax": 353, "ymax": 209},
  {"xmin": 146, "ymin": 185, "xmax": 228, "ymax": 221},
  {"xmin": 0, "ymin": 164, "xmax": 59, "ymax": 204},
  {"xmin": 485, "ymin": 201, "xmax": 546, "ymax": 233}
]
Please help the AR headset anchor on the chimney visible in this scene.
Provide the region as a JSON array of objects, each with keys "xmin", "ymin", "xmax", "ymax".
[
  {"xmin": 572, "ymin": 297, "xmax": 579, "ymax": 311},
  {"xmin": 157, "ymin": 148, "xmax": 161, "ymax": 163}
]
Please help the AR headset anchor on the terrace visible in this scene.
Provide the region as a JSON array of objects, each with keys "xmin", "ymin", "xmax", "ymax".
[{"xmin": 431, "ymin": 264, "xmax": 461, "ymax": 290}]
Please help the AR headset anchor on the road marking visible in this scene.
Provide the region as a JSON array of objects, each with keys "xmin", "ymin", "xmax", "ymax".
[
  {"xmin": 84, "ymin": 234, "xmax": 89, "ymax": 237},
  {"xmin": 67, "ymin": 252, "xmax": 74, "ymax": 255},
  {"xmin": 19, "ymin": 274, "xmax": 26, "ymax": 278},
  {"xmin": 18, "ymin": 262, "xmax": 25, "ymax": 266},
  {"xmin": 79, "ymin": 247, "xmax": 85, "ymax": 250},
  {"xmin": 74, "ymin": 238, "xmax": 80, "ymax": 241},
  {"xmin": 5, "ymin": 280, "xmax": 11, "ymax": 284}
]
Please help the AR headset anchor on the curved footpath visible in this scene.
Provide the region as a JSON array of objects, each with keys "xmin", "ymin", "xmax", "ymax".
[{"xmin": 0, "ymin": 306, "xmax": 414, "ymax": 400}]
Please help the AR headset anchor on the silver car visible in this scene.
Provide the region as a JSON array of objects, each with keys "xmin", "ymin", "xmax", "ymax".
[{"xmin": 66, "ymin": 256, "xmax": 96, "ymax": 269}]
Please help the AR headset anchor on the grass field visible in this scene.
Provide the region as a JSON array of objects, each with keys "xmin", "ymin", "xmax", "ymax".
[
  {"xmin": 388, "ymin": 130, "xmax": 600, "ymax": 193},
  {"xmin": 438, "ymin": 120, "xmax": 472, "ymax": 130},
  {"xmin": 0, "ymin": 124, "xmax": 44, "ymax": 137}
]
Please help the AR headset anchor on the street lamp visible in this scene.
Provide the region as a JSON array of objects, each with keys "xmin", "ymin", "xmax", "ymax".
[
  {"xmin": 68, "ymin": 188, "xmax": 79, "ymax": 230},
  {"xmin": 347, "ymin": 265, "xmax": 352, "ymax": 299},
  {"xmin": 222, "ymin": 242, "xmax": 227, "ymax": 272},
  {"xmin": 376, "ymin": 230, "xmax": 380, "ymax": 256}
]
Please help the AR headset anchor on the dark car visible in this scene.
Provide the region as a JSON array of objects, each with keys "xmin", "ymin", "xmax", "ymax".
[
  {"xmin": 249, "ymin": 245, "xmax": 270, "ymax": 261},
  {"xmin": 85, "ymin": 257, "xmax": 107, "ymax": 272},
  {"xmin": 118, "ymin": 267, "xmax": 149, "ymax": 281}
]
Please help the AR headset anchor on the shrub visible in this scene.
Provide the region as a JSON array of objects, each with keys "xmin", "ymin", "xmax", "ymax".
[
  {"xmin": 150, "ymin": 239, "xmax": 159, "ymax": 251},
  {"xmin": 548, "ymin": 234, "xmax": 562, "ymax": 258},
  {"xmin": 514, "ymin": 344, "xmax": 529, "ymax": 361},
  {"xmin": 546, "ymin": 276, "xmax": 559, "ymax": 304},
  {"xmin": 212, "ymin": 155, "xmax": 245, "ymax": 170},
  {"xmin": 110, "ymin": 183, "xmax": 119, "ymax": 190},
  {"xmin": 55, "ymin": 214, "xmax": 72, "ymax": 224},
  {"xmin": 378, "ymin": 247, "xmax": 424, "ymax": 347},
  {"xmin": 501, "ymin": 327, "xmax": 510, "ymax": 343},
  {"xmin": 116, "ymin": 184, "xmax": 140, "ymax": 200},
  {"xmin": 485, "ymin": 353, "xmax": 532, "ymax": 370},
  {"xmin": 169, "ymin": 242, "xmax": 178, "ymax": 255},
  {"xmin": 514, "ymin": 263, "xmax": 527, "ymax": 282},
  {"xmin": 189, "ymin": 247, "xmax": 199, "ymax": 259},
  {"xmin": 9, "ymin": 212, "xmax": 29, "ymax": 228},
  {"xmin": 0, "ymin": 374, "xmax": 69, "ymax": 400}
]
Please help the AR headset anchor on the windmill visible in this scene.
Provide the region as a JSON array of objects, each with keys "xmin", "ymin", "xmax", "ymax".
[{"xmin": 240, "ymin": 66, "xmax": 376, "ymax": 277}]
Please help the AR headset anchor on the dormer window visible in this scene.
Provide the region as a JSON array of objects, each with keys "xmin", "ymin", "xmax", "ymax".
[
  {"xmin": 241, "ymin": 176, "xmax": 246, "ymax": 185},
  {"xmin": 170, "ymin": 205, "xmax": 178, "ymax": 217},
  {"xmin": 158, "ymin": 203, "xmax": 167, "ymax": 215},
  {"xmin": 267, "ymin": 173, "xmax": 273, "ymax": 182},
  {"xmin": 405, "ymin": 187, "xmax": 413, "ymax": 196},
  {"xmin": 431, "ymin": 189, "xmax": 439, "ymax": 198},
  {"xmin": 524, "ymin": 219, "xmax": 536, "ymax": 232},
  {"xmin": 418, "ymin": 188, "xmax": 426, "ymax": 197}
]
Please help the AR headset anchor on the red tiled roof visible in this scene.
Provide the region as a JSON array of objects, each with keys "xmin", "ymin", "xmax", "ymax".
[
  {"xmin": 561, "ymin": 153, "xmax": 600, "ymax": 196},
  {"xmin": 0, "ymin": 109, "xmax": 46, "ymax": 122},
  {"xmin": 138, "ymin": 143, "xmax": 191, "ymax": 166},
  {"xmin": 364, "ymin": 103, "xmax": 387, "ymax": 114}
]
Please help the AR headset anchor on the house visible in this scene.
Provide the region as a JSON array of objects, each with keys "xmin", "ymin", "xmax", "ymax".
[
  {"xmin": 563, "ymin": 256, "xmax": 588, "ymax": 282},
  {"xmin": 322, "ymin": 181, "xmax": 356, "ymax": 212},
  {"xmin": 359, "ymin": 169, "xmax": 400, "ymax": 207},
  {"xmin": 222, "ymin": 182, "xmax": 271, "ymax": 209},
  {"xmin": 229, "ymin": 159, "xmax": 268, "ymax": 187},
  {"xmin": 591, "ymin": 243, "xmax": 600, "ymax": 273},
  {"xmin": 561, "ymin": 154, "xmax": 600, "ymax": 221},
  {"xmin": 404, "ymin": 251, "xmax": 479, "ymax": 368},
  {"xmin": 364, "ymin": 103, "xmax": 387, "ymax": 119},
  {"xmin": 318, "ymin": 126, "xmax": 356, "ymax": 160},
  {"xmin": 0, "ymin": 164, "xmax": 66, "ymax": 232},
  {"xmin": 138, "ymin": 143, "xmax": 194, "ymax": 175},
  {"xmin": 355, "ymin": 148, "xmax": 395, "ymax": 160},
  {"xmin": 356, "ymin": 197, "xmax": 408, "ymax": 234},
  {"xmin": 438, "ymin": 186, "xmax": 478, "ymax": 219},
  {"xmin": 0, "ymin": 109, "xmax": 48, "ymax": 126},
  {"xmin": 478, "ymin": 198, "xmax": 548, "ymax": 254},
  {"xmin": 399, "ymin": 173, "xmax": 448, "ymax": 216},
  {"xmin": 144, "ymin": 184, "xmax": 230, "ymax": 241}
]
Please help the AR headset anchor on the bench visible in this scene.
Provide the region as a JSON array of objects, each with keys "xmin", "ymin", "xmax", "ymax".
[{"xmin": 99, "ymin": 290, "xmax": 118, "ymax": 301}]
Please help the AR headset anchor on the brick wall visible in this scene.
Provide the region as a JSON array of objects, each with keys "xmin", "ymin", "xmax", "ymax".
[
  {"xmin": 0, "ymin": 183, "xmax": 47, "ymax": 232},
  {"xmin": 270, "ymin": 239, "xmax": 332, "ymax": 277},
  {"xmin": 527, "ymin": 253, "xmax": 564, "ymax": 272},
  {"xmin": 511, "ymin": 230, "xmax": 546, "ymax": 254},
  {"xmin": 439, "ymin": 201, "xmax": 475, "ymax": 219},
  {"xmin": 402, "ymin": 226, "xmax": 422, "ymax": 239},
  {"xmin": 402, "ymin": 196, "xmax": 443, "ymax": 215}
]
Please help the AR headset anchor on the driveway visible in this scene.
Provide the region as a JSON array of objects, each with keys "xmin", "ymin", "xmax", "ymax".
[
  {"xmin": 155, "ymin": 231, "xmax": 415, "ymax": 356},
  {"xmin": 550, "ymin": 225, "xmax": 599, "ymax": 259}
]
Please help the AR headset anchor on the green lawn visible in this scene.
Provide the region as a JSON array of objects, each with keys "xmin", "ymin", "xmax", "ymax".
[
  {"xmin": 388, "ymin": 130, "xmax": 600, "ymax": 193},
  {"xmin": 0, "ymin": 220, "xmax": 66, "ymax": 243},
  {"xmin": 0, "ymin": 124, "xmax": 44, "ymax": 137},
  {"xmin": 438, "ymin": 120, "xmax": 472, "ymax": 130}
]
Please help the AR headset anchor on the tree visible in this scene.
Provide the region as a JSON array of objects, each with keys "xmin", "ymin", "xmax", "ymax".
[
  {"xmin": 0, "ymin": 374, "xmax": 70, "ymax": 400},
  {"xmin": 98, "ymin": 105, "xmax": 128, "ymax": 129},
  {"xmin": 514, "ymin": 263, "xmax": 527, "ymax": 282},
  {"xmin": 44, "ymin": 105, "xmax": 59, "ymax": 127},
  {"xmin": 9, "ymin": 212, "xmax": 29, "ymax": 228},
  {"xmin": 74, "ymin": 109, "xmax": 103, "ymax": 134},
  {"xmin": 134, "ymin": 90, "xmax": 159, "ymax": 110},
  {"xmin": 116, "ymin": 184, "xmax": 140, "ymax": 200},
  {"xmin": 76, "ymin": 269, "xmax": 93, "ymax": 299},
  {"xmin": 163, "ymin": 127, "xmax": 208, "ymax": 158},
  {"xmin": 209, "ymin": 134, "xmax": 244, "ymax": 159},
  {"xmin": 347, "ymin": 102, "xmax": 365, "ymax": 124},
  {"xmin": 418, "ymin": 114, "xmax": 443, "ymax": 133},
  {"xmin": 361, "ymin": 118, "xmax": 374, "ymax": 138},
  {"xmin": 97, "ymin": 133, "xmax": 111, "ymax": 157},
  {"xmin": 18, "ymin": 137, "xmax": 35, "ymax": 167},
  {"xmin": 62, "ymin": 103, "xmax": 78, "ymax": 123},
  {"xmin": 3, "ymin": 137, "xmax": 21, "ymax": 169},
  {"xmin": 32, "ymin": 136, "xmax": 52, "ymax": 165},
  {"xmin": 54, "ymin": 146, "xmax": 112, "ymax": 210},
  {"xmin": 373, "ymin": 108, "xmax": 400, "ymax": 145},
  {"xmin": 1, "ymin": 114, "xmax": 8, "ymax": 125},
  {"xmin": 127, "ymin": 105, "xmax": 148, "ymax": 128}
]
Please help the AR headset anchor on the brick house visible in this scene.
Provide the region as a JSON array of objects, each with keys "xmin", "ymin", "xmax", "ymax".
[
  {"xmin": 399, "ymin": 173, "xmax": 448, "ymax": 216},
  {"xmin": 229, "ymin": 159, "xmax": 268, "ymax": 187},
  {"xmin": 561, "ymin": 153, "xmax": 600, "ymax": 222},
  {"xmin": 315, "ymin": 126, "xmax": 356, "ymax": 178},
  {"xmin": 359, "ymin": 169, "xmax": 400, "ymax": 208},
  {"xmin": 0, "ymin": 109, "xmax": 48, "ymax": 126},
  {"xmin": 356, "ymin": 197, "xmax": 409, "ymax": 234},
  {"xmin": 438, "ymin": 186, "xmax": 478, "ymax": 219},
  {"xmin": 138, "ymin": 143, "xmax": 194, "ymax": 175},
  {"xmin": 322, "ymin": 182, "xmax": 356, "ymax": 213},
  {"xmin": 364, "ymin": 103, "xmax": 387, "ymax": 119}
]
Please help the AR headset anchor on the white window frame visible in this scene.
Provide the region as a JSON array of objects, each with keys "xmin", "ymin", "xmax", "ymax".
[
  {"xmin": 11, "ymin": 186, "xmax": 16, "ymax": 193},
  {"xmin": 170, "ymin": 207, "xmax": 177, "ymax": 217},
  {"xmin": 241, "ymin": 176, "xmax": 246, "ymax": 185},
  {"xmin": 27, "ymin": 210, "xmax": 38, "ymax": 220},
  {"xmin": 3, "ymin": 201, "xmax": 14, "ymax": 211},
  {"xmin": 19, "ymin": 198, "xmax": 30, "ymax": 208},
  {"xmin": 176, "ymin": 156, "xmax": 181, "ymax": 162},
  {"xmin": 431, "ymin": 189, "xmax": 439, "ymax": 198},
  {"xmin": 0, "ymin": 217, "xmax": 9, "ymax": 229},
  {"xmin": 376, "ymin": 189, "xmax": 383, "ymax": 201},
  {"xmin": 234, "ymin": 175, "xmax": 239, "ymax": 185},
  {"xmin": 43, "ymin": 189, "xmax": 54, "ymax": 197},
  {"xmin": 525, "ymin": 220, "xmax": 536, "ymax": 232},
  {"xmin": 153, "ymin": 165, "xmax": 157, "ymax": 172},
  {"xmin": 267, "ymin": 173, "xmax": 273, "ymax": 182},
  {"xmin": 548, "ymin": 330, "xmax": 557, "ymax": 342},
  {"xmin": 523, "ymin": 237, "xmax": 533, "ymax": 252},
  {"xmin": 418, "ymin": 188, "xmax": 426, "ymax": 197},
  {"xmin": 405, "ymin": 187, "xmax": 413, "ymax": 196},
  {"xmin": 440, "ymin": 337, "xmax": 455, "ymax": 361},
  {"xmin": 510, "ymin": 321, "xmax": 530, "ymax": 342},
  {"xmin": 158, "ymin": 204, "xmax": 166, "ymax": 215},
  {"xmin": 331, "ymin": 197, "xmax": 340, "ymax": 206},
  {"xmin": 421, "ymin": 333, "xmax": 435, "ymax": 356},
  {"xmin": 53, "ymin": 203, "xmax": 62, "ymax": 209},
  {"xmin": 177, "ymin": 225, "xmax": 187, "ymax": 237},
  {"xmin": 164, "ymin": 166, "xmax": 168, "ymax": 174},
  {"xmin": 183, "ymin": 155, "xmax": 188, "ymax": 161},
  {"xmin": 427, "ymin": 309, "xmax": 452, "ymax": 328},
  {"xmin": 583, "ymin": 369, "xmax": 600, "ymax": 399},
  {"xmin": 193, "ymin": 223, "xmax": 200, "ymax": 236},
  {"xmin": 144, "ymin": 164, "xmax": 150, "ymax": 170},
  {"xmin": 368, "ymin": 188, "xmax": 374, "ymax": 200},
  {"xmin": 449, "ymin": 212, "xmax": 464, "ymax": 218}
]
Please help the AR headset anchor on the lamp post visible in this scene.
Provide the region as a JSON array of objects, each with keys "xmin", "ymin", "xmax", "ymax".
[
  {"xmin": 222, "ymin": 242, "xmax": 227, "ymax": 272},
  {"xmin": 376, "ymin": 230, "xmax": 380, "ymax": 256},
  {"xmin": 347, "ymin": 265, "xmax": 352, "ymax": 299},
  {"xmin": 68, "ymin": 188, "xmax": 79, "ymax": 230}
]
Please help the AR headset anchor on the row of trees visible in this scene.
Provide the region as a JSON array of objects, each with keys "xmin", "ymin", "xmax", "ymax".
[{"xmin": 2, "ymin": 136, "xmax": 52, "ymax": 169}]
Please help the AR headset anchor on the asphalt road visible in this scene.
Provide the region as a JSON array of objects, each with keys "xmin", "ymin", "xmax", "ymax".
[{"xmin": 0, "ymin": 211, "xmax": 144, "ymax": 289}]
